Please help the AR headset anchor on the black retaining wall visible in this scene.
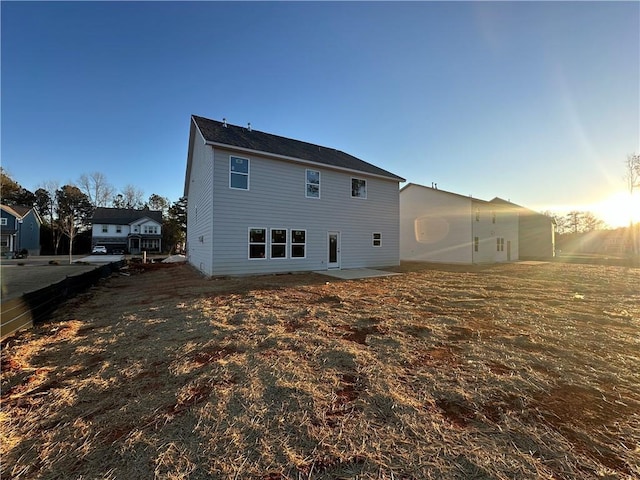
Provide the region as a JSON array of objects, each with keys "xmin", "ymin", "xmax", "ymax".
[{"xmin": 1, "ymin": 261, "xmax": 124, "ymax": 341}]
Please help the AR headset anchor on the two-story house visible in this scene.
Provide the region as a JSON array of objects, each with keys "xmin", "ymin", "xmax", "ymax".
[
  {"xmin": 400, "ymin": 183, "xmax": 519, "ymax": 264},
  {"xmin": 490, "ymin": 198, "xmax": 555, "ymax": 260},
  {"xmin": 184, "ymin": 115, "xmax": 405, "ymax": 276},
  {"xmin": 91, "ymin": 207, "xmax": 162, "ymax": 254},
  {"xmin": 0, "ymin": 205, "xmax": 42, "ymax": 256}
]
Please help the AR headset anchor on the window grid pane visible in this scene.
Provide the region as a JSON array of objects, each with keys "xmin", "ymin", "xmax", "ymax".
[
  {"xmin": 270, "ymin": 229, "xmax": 287, "ymax": 259},
  {"xmin": 291, "ymin": 229, "xmax": 306, "ymax": 258},
  {"xmin": 306, "ymin": 170, "xmax": 320, "ymax": 198},
  {"xmin": 230, "ymin": 156, "xmax": 249, "ymax": 190},
  {"xmin": 249, "ymin": 228, "xmax": 266, "ymax": 259},
  {"xmin": 351, "ymin": 178, "xmax": 367, "ymax": 198}
]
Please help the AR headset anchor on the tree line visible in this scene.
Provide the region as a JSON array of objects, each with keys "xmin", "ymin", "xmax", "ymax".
[
  {"xmin": 0, "ymin": 168, "xmax": 186, "ymax": 255},
  {"xmin": 542, "ymin": 210, "xmax": 605, "ymax": 235}
]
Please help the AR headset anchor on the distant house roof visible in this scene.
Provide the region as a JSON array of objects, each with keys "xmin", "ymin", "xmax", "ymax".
[
  {"xmin": 400, "ymin": 182, "xmax": 494, "ymax": 205},
  {"xmin": 187, "ymin": 115, "xmax": 404, "ymax": 193},
  {"xmin": 92, "ymin": 207, "xmax": 162, "ymax": 225},
  {"xmin": 1, "ymin": 205, "xmax": 35, "ymax": 219},
  {"xmin": 490, "ymin": 197, "xmax": 556, "ymax": 224}
]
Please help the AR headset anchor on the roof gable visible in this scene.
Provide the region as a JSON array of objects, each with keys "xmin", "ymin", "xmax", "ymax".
[
  {"xmin": 190, "ymin": 115, "xmax": 405, "ymax": 182},
  {"xmin": 400, "ymin": 183, "xmax": 490, "ymax": 205},
  {"xmin": 490, "ymin": 197, "xmax": 555, "ymax": 222},
  {"xmin": 1, "ymin": 204, "xmax": 33, "ymax": 219},
  {"xmin": 130, "ymin": 216, "xmax": 162, "ymax": 226},
  {"xmin": 92, "ymin": 207, "xmax": 162, "ymax": 225}
]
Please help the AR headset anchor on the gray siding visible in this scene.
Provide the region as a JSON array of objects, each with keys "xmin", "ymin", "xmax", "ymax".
[
  {"xmin": 209, "ymin": 147, "xmax": 400, "ymax": 276},
  {"xmin": 186, "ymin": 128, "xmax": 215, "ymax": 275}
]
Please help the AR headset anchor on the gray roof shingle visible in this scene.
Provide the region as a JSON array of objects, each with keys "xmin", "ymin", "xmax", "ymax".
[
  {"xmin": 92, "ymin": 207, "xmax": 162, "ymax": 225},
  {"xmin": 191, "ymin": 115, "xmax": 404, "ymax": 182}
]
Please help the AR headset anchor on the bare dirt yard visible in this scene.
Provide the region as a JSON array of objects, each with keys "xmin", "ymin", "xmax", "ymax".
[{"xmin": 1, "ymin": 261, "xmax": 639, "ymax": 479}]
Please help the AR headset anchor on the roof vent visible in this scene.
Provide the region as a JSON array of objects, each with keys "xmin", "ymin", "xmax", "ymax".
[
  {"xmin": 247, "ymin": 122, "xmax": 252, "ymax": 132},
  {"xmin": 223, "ymin": 118, "xmax": 227, "ymax": 127}
]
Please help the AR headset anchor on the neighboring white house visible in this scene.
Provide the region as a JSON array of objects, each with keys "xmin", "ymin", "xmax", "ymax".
[
  {"xmin": 490, "ymin": 198, "xmax": 555, "ymax": 259},
  {"xmin": 183, "ymin": 115, "xmax": 405, "ymax": 276},
  {"xmin": 400, "ymin": 183, "xmax": 519, "ymax": 264},
  {"xmin": 91, "ymin": 208, "xmax": 163, "ymax": 254}
]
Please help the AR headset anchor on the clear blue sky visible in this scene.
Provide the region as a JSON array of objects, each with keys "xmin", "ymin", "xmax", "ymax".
[{"xmin": 2, "ymin": 1, "xmax": 638, "ymax": 226}]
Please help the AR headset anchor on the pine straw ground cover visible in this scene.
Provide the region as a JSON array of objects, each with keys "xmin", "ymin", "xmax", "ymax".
[{"xmin": 1, "ymin": 261, "xmax": 639, "ymax": 480}]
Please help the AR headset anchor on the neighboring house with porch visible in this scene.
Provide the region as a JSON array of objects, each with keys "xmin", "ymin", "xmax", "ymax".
[
  {"xmin": 490, "ymin": 198, "xmax": 555, "ymax": 259},
  {"xmin": 184, "ymin": 114, "xmax": 405, "ymax": 276},
  {"xmin": 91, "ymin": 207, "xmax": 162, "ymax": 254},
  {"xmin": 399, "ymin": 183, "xmax": 519, "ymax": 264},
  {"xmin": 0, "ymin": 205, "xmax": 42, "ymax": 256}
]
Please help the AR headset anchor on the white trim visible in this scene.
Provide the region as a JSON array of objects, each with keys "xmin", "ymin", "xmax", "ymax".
[
  {"xmin": 351, "ymin": 177, "xmax": 367, "ymax": 199},
  {"xmin": 0, "ymin": 218, "xmax": 7, "ymax": 226},
  {"xmin": 305, "ymin": 169, "xmax": 321, "ymax": 199},
  {"xmin": 327, "ymin": 231, "xmax": 341, "ymax": 269},
  {"xmin": 290, "ymin": 229, "xmax": 307, "ymax": 259},
  {"xmin": 269, "ymin": 227, "xmax": 288, "ymax": 259},
  {"xmin": 230, "ymin": 155, "xmax": 250, "ymax": 190},
  {"xmin": 248, "ymin": 227, "xmax": 267, "ymax": 260}
]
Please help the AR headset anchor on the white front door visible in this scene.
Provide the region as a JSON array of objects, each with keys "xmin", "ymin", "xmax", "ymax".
[{"xmin": 328, "ymin": 231, "xmax": 340, "ymax": 269}]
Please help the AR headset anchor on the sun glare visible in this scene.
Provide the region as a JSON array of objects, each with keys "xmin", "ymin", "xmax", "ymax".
[{"xmin": 591, "ymin": 191, "xmax": 640, "ymax": 229}]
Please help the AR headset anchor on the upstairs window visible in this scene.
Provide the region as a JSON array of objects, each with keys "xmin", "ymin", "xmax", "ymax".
[
  {"xmin": 291, "ymin": 230, "xmax": 306, "ymax": 258},
  {"xmin": 0, "ymin": 218, "xmax": 6, "ymax": 226},
  {"xmin": 306, "ymin": 169, "xmax": 320, "ymax": 198},
  {"xmin": 102, "ymin": 225, "xmax": 108, "ymax": 233},
  {"xmin": 144, "ymin": 225, "xmax": 158, "ymax": 234},
  {"xmin": 116, "ymin": 225, "xmax": 122, "ymax": 233},
  {"xmin": 475, "ymin": 209, "xmax": 480, "ymax": 222},
  {"xmin": 249, "ymin": 228, "xmax": 266, "ymax": 259},
  {"xmin": 230, "ymin": 156, "xmax": 249, "ymax": 190},
  {"xmin": 270, "ymin": 229, "xmax": 287, "ymax": 259},
  {"xmin": 351, "ymin": 178, "xmax": 367, "ymax": 198},
  {"xmin": 492, "ymin": 211, "xmax": 496, "ymax": 224}
]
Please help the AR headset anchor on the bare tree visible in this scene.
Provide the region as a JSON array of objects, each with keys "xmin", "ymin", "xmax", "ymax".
[
  {"xmin": 624, "ymin": 153, "xmax": 640, "ymax": 195},
  {"xmin": 78, "ymin": 172, "xmax": 115, "ymax": 207},
  {"xmin": 562, "ymin": 210, "xmax": 604, "ymax": 234},
  {"xmin": 566, "ymin": 211, "xmax": 582, "ymax": 234},
  {"xmin": 117, "ymin": 184, "xmax": 145, "ymax": 209},
  {"xmin": 542, "ymin": 210, "xmax": 568, "ymax": 235},
  {"xmin": 582, "ymin": 212, "xmax": 605, "ymax": 232},
  {"xmin": 624, "ymin": 153, "xmax": 640, "ymax": 255}
]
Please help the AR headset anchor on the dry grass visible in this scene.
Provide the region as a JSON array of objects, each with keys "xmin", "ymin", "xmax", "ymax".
[{"xmin": 1, "ymin": 261, "xmax": 639, "ymax": 479}]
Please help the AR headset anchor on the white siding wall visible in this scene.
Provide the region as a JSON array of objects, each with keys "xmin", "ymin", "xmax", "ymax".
[
  {"xmin": 496, "ymin": 206, "xmax": 519, "ymax": 261},
  {"xmin": 400, "ymin": 185, "xmax": 473, "ymax": 263},
  {"xmin": 185, "ymin": 128, "xmax": 215, "ymax": 276},
  {"xmin": 94, "ymin": 225, "xmax": 130, "ymax": 238},
  {"xmin": 471, "ymin": 202, "xmax": 519, "ymax": 263},
  {"xmin": 208, "ymin": 147, "xmax": 400, "ymax": 276},
  {"xmin": 470, "ymin": 201, "xmax": 495, "ymax": 263},
  {"xmin": 130, "ymin": 218, "xmax": 162, "ymax": 234}
]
